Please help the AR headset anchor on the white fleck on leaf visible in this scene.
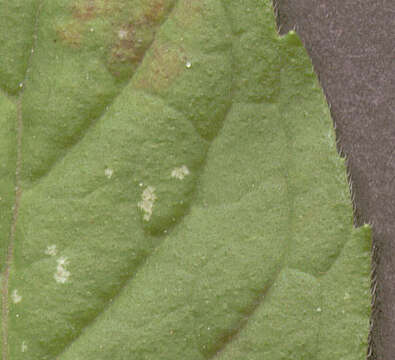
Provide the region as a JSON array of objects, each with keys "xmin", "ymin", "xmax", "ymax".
[
  {"xmin": 138, "ymin": 186, "xmax": 157, "ymax": 221},
  {"xmin": 45, "ymin": 244, "xmax": 57, "ymax": 256},
  {"xmin": 171, "ymin": 165, "xmax": 190, "ymax": 180},
  {"xmin": 21, "ymin": 341, "xmax": 28, "ymax": 353},
  {"xmin": 118, "ymin": 29, "xmax": 128, "ymax": 39},
  {"xmin": 11, "ymin": 289, "xmax": 22, "ymax": 304},
  {"xmin": 54, "ymin": 257, "xmax": 71, "ymax": 284},
  {"xmin": 104, "ymin": 168, "xmax": 114, "ymax": 179}
]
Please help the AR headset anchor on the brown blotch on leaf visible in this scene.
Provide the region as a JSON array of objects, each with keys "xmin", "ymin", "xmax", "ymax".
[
  {"xmin": 56, "ymin": 23, "xmax": 83, "ymax": 48},
  {"xmin": 106, "ymin": 0, "xmax": 175, "ymax": 77},
  {"xmin": 72, "ymin": 0, "xmax": 114, "ymax": 21},
  {"xmin": 143, "ymin": 0, "xmax": 168, "ymax": 24},
  {"xmin": 134, "ymin": 45, "xmax": 185, "ymax": 92},
  {"xmin": 72, "ymin": 0, "xmax": 96, "ymax": 20},
  {"xmin": 111, "ymin": 24, "xmax": 147, "ymax": 64}
]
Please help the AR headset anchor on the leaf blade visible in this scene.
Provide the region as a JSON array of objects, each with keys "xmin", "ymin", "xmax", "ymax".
[{"xmin": 0, "ymin": 0, "xmax": 370, "ymax": 359}]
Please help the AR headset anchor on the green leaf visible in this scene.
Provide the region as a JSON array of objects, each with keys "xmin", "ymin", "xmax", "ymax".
[{"xmin": 0, "ymin": 0, "xmax": 370, "ymax": 359}]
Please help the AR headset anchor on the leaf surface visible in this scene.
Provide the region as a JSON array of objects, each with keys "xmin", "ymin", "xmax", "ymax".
[{"xmin": 0, "ymin": 0, "xmax": 370, "ymax": 359}]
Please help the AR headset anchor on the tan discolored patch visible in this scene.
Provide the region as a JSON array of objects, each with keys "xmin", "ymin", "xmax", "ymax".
[
  {"xmin": 107, "ymin": 0, "xmax": 174, "ymax": 75},
  {"xmin": 56, "ymin": 0, "xmax": 115, "ymax": 49},
  {"xmin": 71, "ymin": 0, "xmax": 115, "ymax": 21},
  {"xmin": 72, "ymin": 0, "xmax": 97, "ymax": 21},
  {"xmin": 142, "ymin": 0, "xmax": 169, "ymax": 24},
  {"xmin": 110, "ymin": 23, "xmax": 147, "ymax": 64},
  {"xmin": 134, "ymin": 44, "xmax": 185, "ymax": 92},
  {"xmin": 56, "ymin": 22, "xmax": 83, "ymax": 47},
  {"xmin": 55, "ymin": 0, "xmax": 175, "ymax": 78}
]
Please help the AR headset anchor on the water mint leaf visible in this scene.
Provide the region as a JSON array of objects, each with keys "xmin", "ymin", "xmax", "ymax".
[{"xmin": 0, "ymin": 0, "xmax": 370, "ymax": 359}]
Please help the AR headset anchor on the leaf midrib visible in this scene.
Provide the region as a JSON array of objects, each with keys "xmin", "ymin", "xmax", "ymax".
[
  {"xmin": 1, "ymin": 30, "xmax": 40, "ymax": 360},
  {"xmin": 1, "ymin": 2, "xmax": 45, "ymax": 359}
]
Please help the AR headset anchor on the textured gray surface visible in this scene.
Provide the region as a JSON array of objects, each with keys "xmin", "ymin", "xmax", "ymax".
[{"xmin": 274, "ymin": 0, "xmax": 395, "ymax": 359}]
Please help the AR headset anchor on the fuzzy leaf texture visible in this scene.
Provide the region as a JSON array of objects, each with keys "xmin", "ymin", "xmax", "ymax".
[{"xmin": 0, "ymin": 0, "xmax": 371, "ymax": 359}]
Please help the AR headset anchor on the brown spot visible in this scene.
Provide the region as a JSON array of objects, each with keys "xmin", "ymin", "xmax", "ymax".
[
  {"xmin": 110, "ymin": 23, "xmax": 147, "ymax": 64},
  {"xmin": 60, "ymin": 0, "xmax": 176, "ymax": 80},
  {"xmin": 134, "ymin": 44, "xmax": 185, "ymax": 92},
  {"xmin": 56, "ymin": 23, "xmax": 83, "ymax": 47},
  {"xmin": 106, "ymin": 0, "xmax": 175, "ymax": 76},
  {"xmin": 72, "ymin": 0, "xmax": 115, "ymax": 21},
  {"xmin": 72, "ymin": 0, "xmax": 96, "ymax": 20},
  {"xmin": 143, "ymin": 0, "xmax": 167, "ymax": 24}
]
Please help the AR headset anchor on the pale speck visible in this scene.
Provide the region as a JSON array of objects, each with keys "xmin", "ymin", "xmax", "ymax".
[
  {"xmin": 171, "ymin": 165, "xmax": 190, "ymax": 180},
  {"xmin": 21, "ymin": 341, "xmax": 28, "ymax": 353},
  {"xmin": 138, "ymin": 186, "xmax": 157, "ymax": 221},
  {"xmin": 11, "ymin": 289, "xmax": 22, "ymax": 304},
  {"xmin": 45, "ymin": 244, "xmax": 57, "ymax": 256},
  {"xmin": 118, "ymin": 29, "xmax": 128, "ymax": 39},
  {"xmin": 343, "ymin": 292, "xmax": 351, "ymax": 300},
  {"xmin": 16, "ymin": 313, "xmax": 20, "ymax": 318},
  {"xmin": 185, "ymin": 61, "xmax": 192, "ymax": 69},
  {"xmin": 90, "ymin": 27, "xmax": 94, "ymax": 32},
  {"xmin": 54, "ymin": 257, "xmax": 71, "ymax": 284},
  {"xmin": 19, "ymin": 83, "xmax": 23, "ymax": 88},
  {"xmin": 104, "ymin": 168, "xmax": 114, "ymax": 179},
  {"xmin": 57, "ymin": 256, "xmax": 68, "ymax": 265},
  {"xmin": 139, "ymin": 182, "xmax": 143, "ymax": 187},
  {"xmin": 316, "ymin": 307, "xmax": 322, "ymax": 312}
]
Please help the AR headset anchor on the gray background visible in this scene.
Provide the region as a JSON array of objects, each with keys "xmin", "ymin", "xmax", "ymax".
[{"xmin": 274, "ymin": 0, "xmax": 395, "ymax": 359}]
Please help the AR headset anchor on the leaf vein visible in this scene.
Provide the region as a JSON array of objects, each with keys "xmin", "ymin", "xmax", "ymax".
[{"xmin": 1, "ymin": 1, "xmax": 44, "ymax": 359}]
